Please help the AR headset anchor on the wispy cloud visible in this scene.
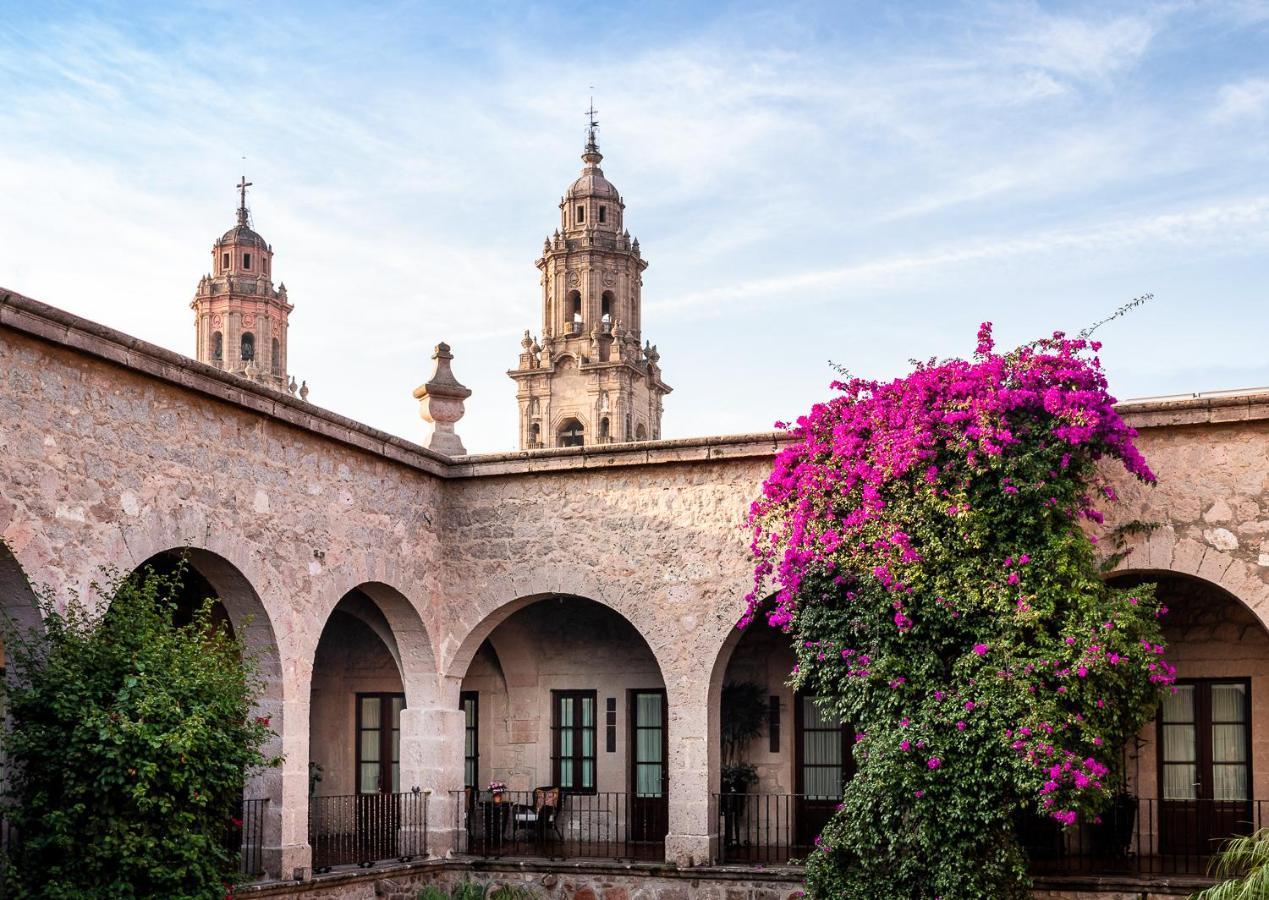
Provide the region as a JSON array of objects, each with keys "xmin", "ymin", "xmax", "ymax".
[{"xmin": 1, "ymin": 1, "xmax": 1268, "ymax": 451}]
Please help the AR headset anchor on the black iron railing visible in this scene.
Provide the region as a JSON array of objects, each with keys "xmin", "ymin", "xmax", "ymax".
[
  {"xmin": 713, "ymin": 792, "xmax": 1262, "ymax": 878},
  {"xmin": 229, "ymin": 797, "xmax": 268, "ymax": 877},
  {"xmin": 1024, "ymin": 796, "xmax": 1263, "ymax": 877},
  {"xmin": 452, "ymin": 790, "xmax": 665, "ymax": 862},
  {"xmin": 309, "ymin": 789, "xmax": 429, "ymax": 872},
  {"xmin": 714, "ymin": 792, "xmax": 816, "ymax": 865}
]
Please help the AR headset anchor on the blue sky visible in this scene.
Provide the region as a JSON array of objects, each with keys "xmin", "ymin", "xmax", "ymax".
[{"xmin": 2, "ymin": 1, "xmax": 1268, "ymax": 452}]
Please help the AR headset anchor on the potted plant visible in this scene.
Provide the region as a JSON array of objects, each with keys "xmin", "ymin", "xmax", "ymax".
[
  {"xmin": 488, "ymin": 780, "xmax": 508, "ymax": 805},
  {"xmin": 1087, "ymin": 738, "xmax": 1142, "ymax": 858},
  {"xmin": 720, "ymin": 681, "xmax": 767, "ymax": 847}
]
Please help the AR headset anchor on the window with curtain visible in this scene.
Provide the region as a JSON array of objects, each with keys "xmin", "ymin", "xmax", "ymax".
[
  {"xmin": 799, "ymin": 695, "xmax": 849, "ymax": 800},
  {"xmin": 357, "ymin": 693, "xmax": 404, "ymax": 794},
  {"xmin": 632, "ymin": 691, "xmax": 665, "ymax": 798},
  {"xmin": 1161, "ymin": 680, "xmax": 1249, "ymax": 802},
  {"xmin": 553, "ymin": 690, "xmax": 596, "ymax": 792}
]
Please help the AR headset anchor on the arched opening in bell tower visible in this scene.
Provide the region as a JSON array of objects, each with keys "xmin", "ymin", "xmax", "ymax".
[
  {"xmin": 241, "ymin": 332, "xmax": 255, "ymax": 362},
  {"xmin": 558, "ymin": 418, "xmax": 585, "ymax": 447},
  {"xmin": 568, "ymin": 291, "xmax": 583, "ymax": 333},
  {"xmin": 601, "ymin": 291, "xmax": 613, "ymax": 326}
]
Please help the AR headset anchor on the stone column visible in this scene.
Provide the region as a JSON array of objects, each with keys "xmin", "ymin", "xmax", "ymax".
[
  {"xmin": 264, "ymin": 693, "xmax": 313, "ymax": 880},
  {"xmin": 664, "ymin": 686, "xmax": 714, "ymax": 866}
]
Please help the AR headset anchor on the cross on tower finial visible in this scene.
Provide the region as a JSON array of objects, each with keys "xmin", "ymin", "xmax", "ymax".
[
  {"xmin": 236, "ymin": 175, "xmax": 253, "ymax": 226},
  {"xmin": 583, "ymin": 93, "xmax": 601, "ymax": 161}
]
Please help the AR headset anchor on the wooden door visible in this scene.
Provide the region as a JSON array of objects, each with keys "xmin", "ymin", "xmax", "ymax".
[
  {"xmin": 629, "ymin": 689, "xmax": 669, "ymax": 846},
  {"xmin": 794, "ymin": 694, "xmax": 853, "ymax": 850},
  {"xmin": 355, "ymin": 693, "xmax": 404, "ymax": 861},
  {"xmin": 1159, "ymin": 680, "xmax": 1252, "ymax": 856}
]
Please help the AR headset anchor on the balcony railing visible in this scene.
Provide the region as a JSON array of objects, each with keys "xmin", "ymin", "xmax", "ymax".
[
  {"xmin": 229, "ymin": 797, "xmax": 268, "ymax": 878},
  {"xmin": 1024, "ymin": 796, "xmax": 1263, "ymax": 877},
  {"xmin": 309, "ymin": 790, "xmax": 429, "ymax": 872},
  {"xmin": 452, "ymin": 790, "xmax": 665, "ymax": 862},
  {"xmin": 714, "ymin": 792, "xmax": 1262, "ymax": 879},
  {"xmin": 714, "ymin": 793, "xmax": 817, "ymax": 865}
]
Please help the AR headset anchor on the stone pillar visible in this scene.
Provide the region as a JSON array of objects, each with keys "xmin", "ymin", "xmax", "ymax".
[
  {"xmin": 414, "ymin": 343, "xmax": 473, "ymax": 457},
  {"xmin": 423, "ymin": 677, "xmax": 473, "ymax": 858},
  {"xmin": 664, "ymin": 688, "xmax": 714, "ymax": 867},
  {"xmin": 264, "ymin": 693, "xmax": 313, "ymax": 880}
]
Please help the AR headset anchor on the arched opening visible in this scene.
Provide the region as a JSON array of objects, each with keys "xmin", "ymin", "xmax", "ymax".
[
  {"xmin": 308, "ymin": 584, "xmax": 434, "ymax": 870},
  {"xmin": 1023, "ymin": 570, "xmax": 1269, "ymax": 876},
  {"xmin": 528, "ymin": 422, "xmax": 541, "ymax": 449},
  {"xmin": 271, "ymin": 338, "xmax": 281, "ymax": 374},
  {"xmin": 558, "ymin": 418, "xmax": 585, "ymax": 448},
  {"xmin": 212, "ymin": 331, "xmax": 224, "ymax": 361},
  {"xmin": 635, "ymin": 424, "xmax": 647, "ymax": 441},
  {"xmin": 599, "ymin": 418, "xmax": 610, "ymax": 443},
  {"xmin": 567, "ymin": 290, "xmax": 582, "ymax": 334},
  {"xmin": 453, "ymin": 595, "xmax": 668, "ymax": 861},
  {"xmin": 241, "ymin": 332, "xmax": 255, "ymax": 362},
  {"xmin": 601, "ymin": 291, "xmax": 613, "ymax": 325},
  {"xmin": 707, "ymin": 603, "xmax": 850, "ymax": 864}
]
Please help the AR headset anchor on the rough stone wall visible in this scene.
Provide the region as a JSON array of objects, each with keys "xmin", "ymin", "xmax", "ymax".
[
  {"xmin": 0, "ymin": 318, "xmax": 451, "ymax": 877},
  {"xmin": 5, "ymin": 291, "xmax": 1269, "ymax": 884}
]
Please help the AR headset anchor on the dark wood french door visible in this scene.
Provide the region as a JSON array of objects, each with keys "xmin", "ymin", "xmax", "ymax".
[
  {"xmin": 629, "ymin": 689, "xmax": 669, "ymax": 844},
  {"xmin": 1158, "ymin": 679, "xmax": 1253, "ymax": 855},
  {"xmin": 794, "ymin": 693, "xmax": 853, "ymax": 848},
  {"xmin": 355, "ymin": 693, "xmax": 404, "ymax": 860}
]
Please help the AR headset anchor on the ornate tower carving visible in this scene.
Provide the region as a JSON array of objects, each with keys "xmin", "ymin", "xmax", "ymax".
[
  {"xmin": 510, "ymin": 108, "xmax": 670, "ymax": 449},
  {"xmin": 191, "ymin": 177, "xmax": 296, "ymax": 392}
]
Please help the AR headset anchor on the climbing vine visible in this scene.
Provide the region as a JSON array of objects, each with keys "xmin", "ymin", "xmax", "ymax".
[{"xmin": 747, "ymin": 324, "xmax": 1173, "ymax": 898}]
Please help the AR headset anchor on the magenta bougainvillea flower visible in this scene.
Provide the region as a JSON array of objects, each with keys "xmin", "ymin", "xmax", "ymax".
[{"xmin": 746, "ymin": 325, "xmax": 1172, "ymax": 899}]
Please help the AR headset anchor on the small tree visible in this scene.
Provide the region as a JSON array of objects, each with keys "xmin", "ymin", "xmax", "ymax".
[
  {"xmin": 746, "ymin": 325, "xmax": 1173, "ymax": 898},
  {"xmin": 2, "ymin": 562, "xmax": 278, "ymax": 899},
  {"xmin": 720, "ymin": 681, "xmax": 767, "ymax": 790}
]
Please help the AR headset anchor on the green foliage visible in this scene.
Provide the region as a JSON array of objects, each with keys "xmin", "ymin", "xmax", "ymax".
[
  {"xmin": 748, "ymin": 330, "xmax": 1171, "ymax": 898},
  {"xmin": 2, "ymin": 563, "xmax": 279, "ymax": 899},
  {"xmin": 1195, "ymin": 829, "xmax": 1269, "ymax": 900}
]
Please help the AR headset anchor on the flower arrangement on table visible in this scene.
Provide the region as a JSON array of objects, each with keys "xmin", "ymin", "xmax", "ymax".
[{"xmin": 488, "ymin": 780, "xmax": 508, "ymax": 803}]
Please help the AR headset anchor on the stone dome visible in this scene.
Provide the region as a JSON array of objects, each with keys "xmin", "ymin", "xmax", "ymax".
[
  {"xmin": 220, "ymin": 223, "xmax": 270, "ymax": 249},
  {"xmin": 567, "ymin": 167, "xmax": 619, "ymax": 199}
]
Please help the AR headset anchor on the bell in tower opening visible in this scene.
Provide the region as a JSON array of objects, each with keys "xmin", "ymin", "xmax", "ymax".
[{"xmin": 509, "ymin": 103, "xmax": 671, "ymax": 450}]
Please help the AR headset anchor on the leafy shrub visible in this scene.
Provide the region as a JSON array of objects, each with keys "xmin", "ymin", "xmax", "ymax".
[
  {"xmin": 746, "ymin": 325, "xmax": 1172, "ymax": 898},
  {"xmin": 2, "ymin": 563, "xmax": 279, "ymax": 899}
]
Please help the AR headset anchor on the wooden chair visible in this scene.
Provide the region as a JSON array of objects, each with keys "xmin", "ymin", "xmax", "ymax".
[{"xmin": 511, "ymin": 786, "xmax": 564, "ymax": 844}]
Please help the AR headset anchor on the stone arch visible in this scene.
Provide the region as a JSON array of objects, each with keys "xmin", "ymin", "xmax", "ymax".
[
  {"xmin": 1106, "ymin": 525, "xmax": 1269, "ymax": 631},
  {"xmin": 306, "ymin": 573, "xmax": 443, "ymax": 864},
  {"xmin": 443, "ymin": 588, "xmax": 672, "ymax": 691}
]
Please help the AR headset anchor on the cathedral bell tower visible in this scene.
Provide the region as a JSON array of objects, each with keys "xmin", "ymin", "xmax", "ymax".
[
  {"xmin": 510, "ymin": 106, "xmax": 670, "ymax": 449},
  {"xmin": 191, "ymin": 177, "xmax": 297, "ymax": 393}
]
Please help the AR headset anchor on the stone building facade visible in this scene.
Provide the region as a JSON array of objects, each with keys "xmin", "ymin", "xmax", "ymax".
[
  {"xmin": 510, "ymin": 122, "xmax": 670, "ymax": 449},
  {"xmin": 3, "ymin": 126, "xmax": 1269, "ymax": 900},
  {"xmin": 191, "ymin": 177, "xmax": 297, "ymax": 393},
  {"xmin": 4, "ymin": 285, "xmax": 1269, "ymax": 900}
]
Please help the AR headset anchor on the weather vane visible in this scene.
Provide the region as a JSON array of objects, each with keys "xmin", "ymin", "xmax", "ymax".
[{"xmin": 585, "ymin": 91, "xmax": 598, "ymax": 144}]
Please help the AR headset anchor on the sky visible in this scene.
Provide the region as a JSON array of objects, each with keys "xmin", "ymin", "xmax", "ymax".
[{"xmin": 1, "ymin": 0, "xmax": 1268, "ymax": 453}]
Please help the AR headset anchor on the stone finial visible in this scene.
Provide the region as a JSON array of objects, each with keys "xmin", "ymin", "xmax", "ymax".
[
  {"xmin": 299, "ymin": 380, "xmax": 310, "ymax": 402},
  {"xmin": 412, "ymin": 342, "xmax": 472, "ymax": 456}
]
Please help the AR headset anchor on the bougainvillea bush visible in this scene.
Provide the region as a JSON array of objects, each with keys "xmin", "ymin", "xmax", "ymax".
[{"xmin": 746, "ymin": 325, "xmax": 1174, "ymax": 898}]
